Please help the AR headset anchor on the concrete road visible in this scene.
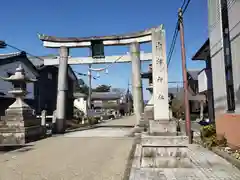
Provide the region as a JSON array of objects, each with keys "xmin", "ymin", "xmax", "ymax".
[
  {"xmin": 180, "ymin": 121, "xmax": 201, "ymax": 132},
  {"xmin": 99, "ymin": 115, "xmax": 137, "ymax": 127},
  {"xmin": 0, "ymin": 117, "xmax": 137, "ymax": 180},
  {"xmin": 64, "ymin": 127, "xmax": 133, "ymax": 138}
]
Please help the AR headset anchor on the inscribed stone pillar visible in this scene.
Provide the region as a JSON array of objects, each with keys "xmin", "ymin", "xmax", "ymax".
[
  {"xmin": 130, "ymin": 42, "xmax": 144, "ymax": 126},
  {"xmin": 149, "ymin": 26, "xmax": 174, "ymax": 135},
  {"xmin": 56, "ymin": 46, "xmax": 69, "ymax": 133},
  {"xmin": 151, "ymin": 26, "xmax": 169, "ymax": 120}
]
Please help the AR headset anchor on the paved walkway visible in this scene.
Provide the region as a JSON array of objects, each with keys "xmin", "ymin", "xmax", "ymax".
[
  {"xmin": 130, "ymin": 143, "xmax": 240, "ymax": 180},
  {"xmin": 179, "ymin": 121, "xmax": 201, "ymax": 132},
  {"xmin": 0, "ymin": 116, "xmax": 137, "ymax": 180},
  {"xmin": 99, "ymin": 115, "xmax": 137, "ymax": 127},
  {"xmin": 1, "ymin": 116, "xmax": 240, "ymax": 180},
  {"xmin": 65, "ymin": 127, "xmax": 132, "ymax": 138}
]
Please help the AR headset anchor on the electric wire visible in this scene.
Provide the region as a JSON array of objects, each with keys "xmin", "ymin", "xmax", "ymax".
[
  {"xmin": 88, "ymin": 54, "xmax": 124, "ymax": 72},
  {"xmin": 4, "ymin": 0, "xmax": 192, "ymax": 74},
  {"xmin": 6, "ymin": 43, "xmax": 45, "ymax": 61},
  {"xmin": 167, "ymin": 0, "xmax": 191, "ymax": 68}
]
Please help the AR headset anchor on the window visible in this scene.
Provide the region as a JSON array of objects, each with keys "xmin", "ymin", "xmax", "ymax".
[
  {"xmin": 221, "ymin": 0, "xmax": 235, "ymax": 111},
  {"xmin": 48, "ymin": 73, "xmax": 52, "ymax": 80}
]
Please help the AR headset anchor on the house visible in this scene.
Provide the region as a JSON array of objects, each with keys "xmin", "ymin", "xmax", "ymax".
[
  {"xmin": 187, "ymin": 70, "xmax": 207, "ymax": 115},
  {"xmin": 73, "ymin": 92, "xmax": 87, "ymax": 115},
  {"xmin": 0, "ymin": 52, "xmax": 78, "ymax": 120},
  {"xmin": 91, "ymin": 92, "xmax": 122, "ymax": 110},
  {"xmin": 28, "ymin": 55, "xmax": 78, "ymax": 120},
  {"xmin": 192, "ymin": 0, "xmax": 240, "ymax": 148},
  {"xmin": 141, "ymin": 63, "xmax": 205, "ymax": 117},
  {"xmin": 0, "ymin": 52, "xmax": 39, "ymax": 115}
]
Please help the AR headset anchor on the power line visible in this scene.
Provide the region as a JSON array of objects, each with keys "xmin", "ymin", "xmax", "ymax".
[
  {"xmin": 4, "ymin": 0, "xmax": 192, "ymax": 72},
  {"xmin": 167, "ymin": 0, "xmax": 192, "ymax": 68},
  {"xmin": 73, "ymin": 70, "xmax": 98, "ymax": 80},
  {"xmin": 183, "ymin": 0, "xmax": 191, "ymax": 14},
  {"xmin": 167, "ymin": 23, "xmax": 179, "ymax": 67},
  {"xmin": 5, "ymin": 41, "xmax": 125, "ymax": 77},
  {"xmin": 181, "ymin": 0, "xmax": 187, "ymax": 9},
  {"xmin": 88, "ymin": 55, "xmax": 124, "ymax": 72},
  {"xmin": 6, "ymin": 43, "xmax": 45, "ymax": 61}
]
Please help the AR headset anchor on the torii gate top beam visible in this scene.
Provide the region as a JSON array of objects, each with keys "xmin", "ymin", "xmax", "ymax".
[{"xmin": 38, "ymin": 25, "xmax": 163, "ymax": 48}]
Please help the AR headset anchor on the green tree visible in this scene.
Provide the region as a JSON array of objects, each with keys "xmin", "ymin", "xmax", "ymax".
[
  {"xmin": 171, "ymin": 98, "xmax": 185, "ymax": 119},
  {"xmin": 93, "ymin": 84, "xmax": 111, "ymax": 92},
  {"xmin": 75, "ymin": 79, "xmax": 89, "ymax": 95}
]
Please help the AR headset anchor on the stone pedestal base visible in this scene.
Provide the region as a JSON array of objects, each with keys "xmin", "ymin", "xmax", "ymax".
[
  {"xmin": 149, "ymin": 120, "xmax": 178, "ymax": 136},
  {"xmin": 0, "ymin": 106, "xmax": 43, "ymax": 146}
]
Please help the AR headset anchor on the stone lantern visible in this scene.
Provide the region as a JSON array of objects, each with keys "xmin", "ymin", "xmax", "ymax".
[{"xmin": 0, "ymin": 64, "xmax": 42, "ymax": 145}]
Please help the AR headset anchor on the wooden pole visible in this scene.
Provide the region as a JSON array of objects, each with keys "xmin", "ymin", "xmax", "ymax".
[{"xmin": 178, "ymin": 8, "xmax": 192, "ymax": 144}]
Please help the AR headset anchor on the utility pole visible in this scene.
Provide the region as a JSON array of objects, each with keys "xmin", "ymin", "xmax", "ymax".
[
  {"xmin": 126, "ymin": 79, "xmax": 131, "ymax": 115},
  {"xmin": 88, "ymin": 64, "xmax": 92, "ymax": 110},
  {"xmin": 178, "ymin": 8, "xmax": 192, "ymax": 144}
]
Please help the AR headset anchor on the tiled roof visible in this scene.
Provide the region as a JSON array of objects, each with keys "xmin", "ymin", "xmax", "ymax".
[
  {"xmin": 0, "ymin": 52, "xmax": 24, "ymax": 59},
  {"xmin": 28, "ymin": 55, "xmax": 78, "ymax": 81},
  {"xmin": 74, "ymin": 92, "xmax": 87, "ymax": 98},
  {"xmin": 0, "ymin": 51, "xmax": 39, "ymax": 76},
  {"xmin": 91, "ymin": 92, "xmax": 122, "ymax": 100},
  {"xmin": 27, "ymin": 55, "xmax": 57, "ymax": 68},
  {"xmin": 187, "ymin": 70, "xmax": 201, "ymax": 80}
]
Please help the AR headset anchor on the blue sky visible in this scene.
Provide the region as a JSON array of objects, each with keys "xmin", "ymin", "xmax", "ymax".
[{"xmin": 1, "ymin": 0, "xmax": 208, "ymax": 100}]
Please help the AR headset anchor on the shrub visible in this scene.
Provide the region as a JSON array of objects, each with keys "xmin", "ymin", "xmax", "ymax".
[
  {"xmin": 200, "ymin": 124, "xmax": 227, "ymax": 148},
  {"xmin": 200, "ymin": 124, "xmax": 216, "ymax": 138},
  {"xmin": 171, "ymin": 98, "xmax": 185, "ymax": 119},
  {"xmin": 87, "ymin": 117, "xmax": 98, "ymax": 125}
]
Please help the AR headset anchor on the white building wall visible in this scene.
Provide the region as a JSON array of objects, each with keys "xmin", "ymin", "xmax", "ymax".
[
  {"xmin": 227, "ymin": 0, "xmax": 240, "ymax": 112},
  {"xmin": 0, "ymin": 61, "xmax": 35, "ymax": 99},
  {"xmin": 198, "ymin": 70, "xmax": 208, "ymax": 93},
  {"xmin": 74, "ymin": 97, "xmax": 87, "ymax": 115},
  {"xmin": 208, "ymin": 0, "xmax": 240, "ymax": 113}
]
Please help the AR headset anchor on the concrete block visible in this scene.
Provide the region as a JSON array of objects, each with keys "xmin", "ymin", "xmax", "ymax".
[{"xmin": 149, "ymin": 120, "xmax": 177, "ymax": 135}]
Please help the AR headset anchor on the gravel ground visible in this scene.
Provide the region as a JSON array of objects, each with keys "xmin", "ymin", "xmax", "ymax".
[{"xmin": 0, "ymin": 133, "xmax": 134, "ymax": 180}]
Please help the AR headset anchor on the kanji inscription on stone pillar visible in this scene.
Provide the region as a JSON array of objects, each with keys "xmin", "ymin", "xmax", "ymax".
[
  {"xmin": 157, "ymin": 76, "xmax": 163, "ymax": 82},
  {"xmin": 151, "ymin": 26, "xmax": 169, "ymax": 120}
]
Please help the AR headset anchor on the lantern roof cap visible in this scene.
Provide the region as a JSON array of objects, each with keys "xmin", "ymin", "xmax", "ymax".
[{"xmin": 0, "ymin": 64, "xmax": 37, "ymax": 82}]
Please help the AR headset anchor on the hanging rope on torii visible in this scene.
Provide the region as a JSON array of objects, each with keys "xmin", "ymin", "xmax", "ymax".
[{"xmin": 38, "ymin": 25, "xmax": 169, "ymax": 134}]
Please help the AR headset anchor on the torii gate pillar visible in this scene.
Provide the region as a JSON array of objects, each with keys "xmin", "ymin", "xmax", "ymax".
[
  {"xmin": 130, "ymin": 42, "xmax": 144, "ymax": 126},
  {"xmin": 56, "ymin": 46, "xmax": 69, "ymax": 133}
]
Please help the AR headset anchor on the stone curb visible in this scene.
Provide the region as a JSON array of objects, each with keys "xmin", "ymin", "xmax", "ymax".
[
  {"xmin": 123, "ymin": 136, "xmax": 141, "ymax": 180},
  {"xmin": 212, "ymin": 147, "xmax": 240, "ymax": 170},
  {"xmin": 128, "ymin": 142, "xmax": 142, "ymax": 180}
]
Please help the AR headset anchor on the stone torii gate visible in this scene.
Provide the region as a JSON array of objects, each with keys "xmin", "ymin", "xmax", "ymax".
[{"xmin": 38, "ymin": 25, "xmax": 169, "ymax": 134}]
